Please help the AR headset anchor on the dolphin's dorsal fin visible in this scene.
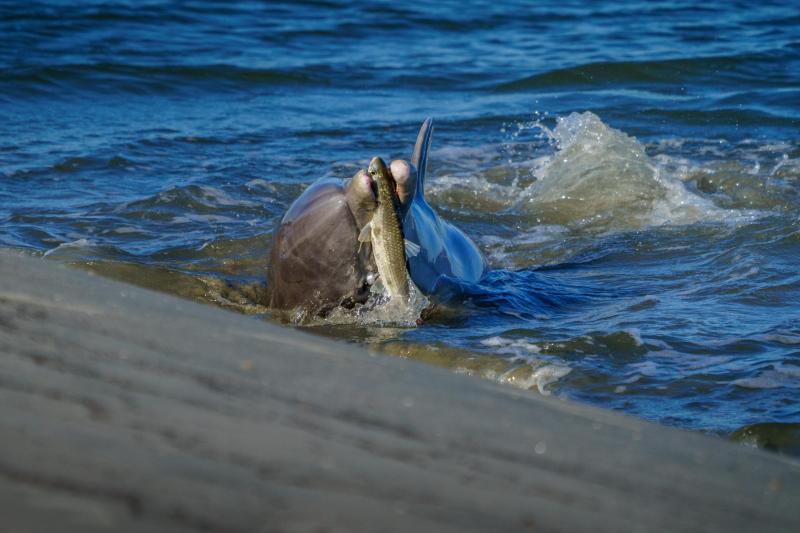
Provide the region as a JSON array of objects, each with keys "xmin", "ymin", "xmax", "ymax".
[{"xmin": 411, "ymin": 117, "xmax": 433, "ymax": 200}]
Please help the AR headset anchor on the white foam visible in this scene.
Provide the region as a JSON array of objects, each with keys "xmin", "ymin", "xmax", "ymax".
[
  {"xmin": 626, "ymin": 360, "xmax": 660, "ymax": 377},
  {"xmin": 433, "ymin": 143, "xmax": 499, "ymax": 162},
  {"xmin": 109, "ymin": 226, "xmax": 140, "ymax": 235},
  {"xmin": 625, "ymin": 328, "xmax": 644, "ymax": 347},
  {"xmin": 172, "ymin": 213, "xmax": 237, "ymax": 224},
  {"xmin": 195, "ymin": 185, "xmax": 259, "ymax": 207},
  {"xmin": 43, "ymin": 238, "xmax": 93, "ymax": 257},
  {"xmin": 480, "ymin": 335, "xmax": 542, "ymax": 356},
  {"xmin": 478, "ymin": 225, "xmax": 567, "ymax": 267},
  {"xmin": 305, "ymin": 281, "xmax": 431, "ymax": 328},
  {"xmin": 499, "ymin": 363, "xmax": 572, "ymax": 395},
  {"xmin": 155, "ymin": 185, "xmax": 259, "ymax": 209},
  {"xmin": 758, "ymin": 333, "xmax": 800, "ymax": 345},
  {"xmin": 427, "ymin": 174, "xmax": 519, "ymax": 211},
  {"xmin": 524, "ymin": 111, "xmax": 760, "ymax": 231},
  {"xmin": 732, "ymin": 364, "xmax": 800, "ymax": 390},
  {"xmin": 480, "ymin": 336, "xmax": 508, "ymax": 347},
  {"xmin": 479, "ymin": 336, "xmax": 571, "ymax": 394},
  {"xmin": 245, "ymin": 178, "xmax": 278, "ymax": 193}
]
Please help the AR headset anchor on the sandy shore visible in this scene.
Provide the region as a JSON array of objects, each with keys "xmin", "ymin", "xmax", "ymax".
[{"xmin": 0, "ymin": 250, "xmax": 797, "ymax": 532}]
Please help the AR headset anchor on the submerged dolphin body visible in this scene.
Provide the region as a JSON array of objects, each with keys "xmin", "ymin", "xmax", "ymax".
[{"xmin": 266, "ymin": 118, "xmax": 487, "ymax": 317}]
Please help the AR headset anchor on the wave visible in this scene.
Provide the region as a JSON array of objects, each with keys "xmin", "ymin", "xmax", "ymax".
[
  {"xmin": 433, "ymin": 112, "xmax": 759, "ymax": 235},
  {"xmin": 545, "ymin": 125, "xmax": 739, "ymax": 228},
  {"xmin": 0, "ymin": 61, "xmax": 490, "ymax": 98},
  {"xmin": 6, "ymin": 49, "xmax": 794, "ymax": 101},
  {"xmin": 732, "ymin": 363, "xmax": 800, "ymax": 390},
  {"xmin": 122, "ymin": 184, "xmax": 264, "ymax": 214},
  {"xmin": 492, "ymin": 50, "xmax": 796, "ymax": 92},
  {"xmin": 730, "ymin": 422, "xmax": 800, "ymax": 456},
  {"xmin": 6, "ymin": 155, "xmax": 137, "ymax": 181},
  {"xmin": 42, "ymin": 238, "xmax": 133, "ymax": 262},
  {"xmin": 1, "ymin": 63, "xmax": 323, "ymax": 95}
]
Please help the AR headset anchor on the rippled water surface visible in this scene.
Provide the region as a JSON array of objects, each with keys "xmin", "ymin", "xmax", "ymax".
[{"xmin": 2, "ymin": 1, "xmax": 799, "ymax": 454}]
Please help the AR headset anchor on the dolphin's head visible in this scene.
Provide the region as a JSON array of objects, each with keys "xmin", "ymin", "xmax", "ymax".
[
  {"xmin": 266, "ymin": 179, "xmax": 372, "ymax": 318},
  {"xmin": 266, "ymin": 118, "xmax": 441, "ymax": 319}
]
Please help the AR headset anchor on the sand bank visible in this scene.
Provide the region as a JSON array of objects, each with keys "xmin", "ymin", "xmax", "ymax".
[{"xmin": 0, "ymin": 250, "xmax": 797, "ymax": 532}]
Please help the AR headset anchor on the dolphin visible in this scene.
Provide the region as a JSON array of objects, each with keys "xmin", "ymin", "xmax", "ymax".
[
  {"xmin": 266, "ymin": 118, "xmax": 487, "ymax": 318},
  {"xmin": 265, "ymin": 174, "xmax": 374, "ymax": 317},
  {"xmin": 402, "ymin": 118, "xmax": 487, "ymax": 294}
]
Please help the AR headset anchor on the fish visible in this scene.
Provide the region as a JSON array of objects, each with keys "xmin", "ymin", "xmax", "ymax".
[{"xmin": 359, "ymin": 156, "xmax": 420, "ymax": 302}]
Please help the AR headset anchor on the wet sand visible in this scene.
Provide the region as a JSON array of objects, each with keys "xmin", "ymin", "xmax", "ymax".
[{"xmin": 0, "ymin": 250, "xmax": 798, "ymax": 532}]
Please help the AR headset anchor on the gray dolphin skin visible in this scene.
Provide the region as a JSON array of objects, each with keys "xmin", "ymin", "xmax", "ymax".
[
  {"xmin": 266, "ymin": 177, "xmax": 373, "ymax": 316},
  {"xmin": 266, "ymin": 118, "xmax": 487, "ymax": 317}
]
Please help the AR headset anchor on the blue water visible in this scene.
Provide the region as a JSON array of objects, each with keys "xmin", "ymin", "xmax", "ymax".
[{"xmin": 2, "ymin": 1, "xmax": 799, "ymax": 453}]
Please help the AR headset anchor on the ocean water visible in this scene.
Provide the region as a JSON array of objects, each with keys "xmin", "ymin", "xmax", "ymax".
[{"xmin": 2, "ymin": 1, "xmax": 799, "ymax": 454}]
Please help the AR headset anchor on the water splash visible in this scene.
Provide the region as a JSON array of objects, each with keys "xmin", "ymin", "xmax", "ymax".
[
  {"xmin": 297, "ymin": 281, "xmax": 431, "ymax": 328},
  {"xmin": 521, "ymin": 111, "xmax": 741, "ymax": 230},
  {"xmin": 43, "ymin": 238, "xmax": 95, "ymax": 258}
]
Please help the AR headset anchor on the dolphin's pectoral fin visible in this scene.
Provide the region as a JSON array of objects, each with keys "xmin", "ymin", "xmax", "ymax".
[
  {"xmin": 357, "ymin": 222, "xmax": 373, "ymax": 254},
  {"xmin": 404, "ymin": 239, "xmax": 421, "ymax": 257},
  {"xmin": 358, "ymin": 222, "xmax": 372, "ymax": 243}
]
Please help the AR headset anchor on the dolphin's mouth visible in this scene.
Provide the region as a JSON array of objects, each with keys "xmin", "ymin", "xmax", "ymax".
[{"xmin": 368, "ymin": 174, "xmax": 378, "ymax": 200}]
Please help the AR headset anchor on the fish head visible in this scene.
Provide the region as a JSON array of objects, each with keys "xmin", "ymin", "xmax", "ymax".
[{"xmin": 368, "ymin": 156, "xmax": 398, "ymax": 204}]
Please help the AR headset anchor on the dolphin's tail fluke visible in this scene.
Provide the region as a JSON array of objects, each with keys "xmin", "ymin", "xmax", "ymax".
[{"xmin": 411, "ymin": 117, "xmax": 433, "ymax": 200}]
